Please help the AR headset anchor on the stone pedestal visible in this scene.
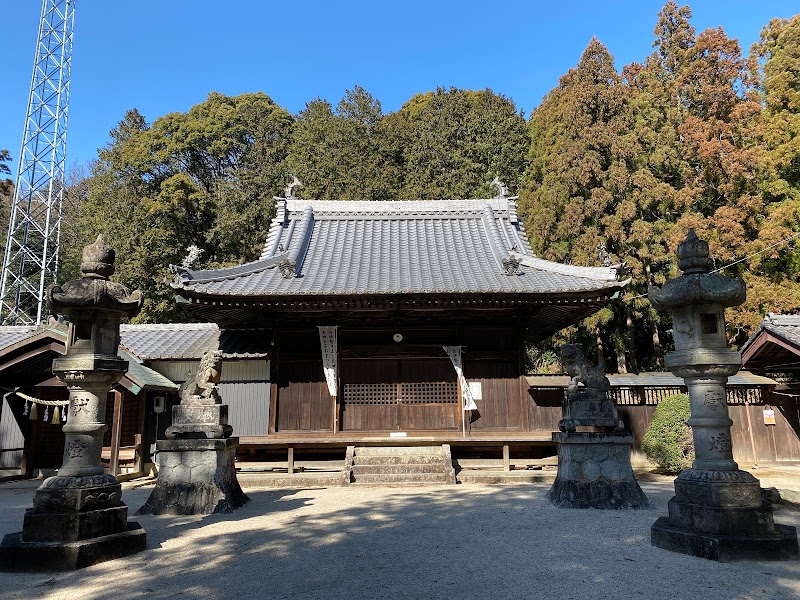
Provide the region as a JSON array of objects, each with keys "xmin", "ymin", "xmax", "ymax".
[
  {"xmin": 137, "ymin": 438, "xmax": 248, "ymax": 515},
  {"xmin": 166, "ymin": 404, "xmax": 233, "ymax": 440},
  {"xmin": 548, "ymin": 432, "xmax": 648, "ymax": 509},
  {"xmin": 139, "ymin": 350, "xmax": 248, "ymax": 515},
  {"xmin": 0, "ymin": 474, "xmax": 146, "ymax": 571},
  {"xmin": 651, "ymin": 469, "xmax": 799, "ymax": 561}
]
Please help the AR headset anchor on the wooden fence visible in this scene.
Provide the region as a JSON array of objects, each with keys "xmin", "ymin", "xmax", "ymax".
[{"xmin": 528, "ymin": 385, "xmax": 800, "ymax": 464}]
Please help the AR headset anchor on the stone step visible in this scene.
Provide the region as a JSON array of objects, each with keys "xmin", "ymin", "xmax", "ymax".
[
  {"xmin": 352, "ymin": 463, "xmax": 445, "ymax": 475},
  {"xmin": 353, "ymin": 454, "xmax": 447, "ymax": 466},
  {"xmin": 355, "ymin": 446, "xmax": 444, "ymax": 457},
  {"xmin": 351, "ymin": 472, "xmax": 451, "ymax": 485}
]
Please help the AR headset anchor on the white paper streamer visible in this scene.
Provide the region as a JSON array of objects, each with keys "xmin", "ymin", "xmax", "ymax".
[
  {"xmin": 318, "ymin": 326, "xmax": 338, "ymax": 397},
  {"xmin": 443, "ymin": 346, "xmax": 477, "ymax": 411}
]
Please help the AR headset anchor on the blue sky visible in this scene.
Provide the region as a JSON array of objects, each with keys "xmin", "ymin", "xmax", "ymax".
[{"xmin": 2, "ymin": 1, "xmax": 799, "ymax": 171}]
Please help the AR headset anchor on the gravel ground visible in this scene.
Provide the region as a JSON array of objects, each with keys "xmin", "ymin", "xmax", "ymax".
[{"xmin": 0, "ymin": 476, "xmax": 799, "ymax": 600}]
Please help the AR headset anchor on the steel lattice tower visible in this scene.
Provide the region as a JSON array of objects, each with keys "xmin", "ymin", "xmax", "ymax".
[{"xmin": 0, "ymin": 0, "xmax": 75, "ymax": 325}]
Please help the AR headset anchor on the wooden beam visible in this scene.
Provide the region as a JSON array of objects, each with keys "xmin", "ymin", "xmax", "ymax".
[{"xmin": 109, "ymin": 390, "xmax": 123, "ymax": 477}]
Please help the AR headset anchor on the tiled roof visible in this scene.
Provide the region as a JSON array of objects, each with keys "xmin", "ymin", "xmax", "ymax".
[
  {"xmin": 761, "ymin": 314, "xmax": 800, "ymax": 347},
  {"xmin": 0, "ymin": 325, "xmax": 36, "ymax": 348},
  {"xmin": 119, "ymin": 348, "xmax": 178, "ymax": 393},
  {"xmin": 527, "ymin": 371, "xmax": 776, "ymax": 388},
  {"xmin": 0, "ymin": 325, "xmax": 178, "ymax": 392},
  {"xmin": 740, "ymin": 313, "xmax": 800, "ymax": 355},
  {"xmin": 172, "ymin": 198, "xmax": 626, "ymax": 298},
  {"xmin": 120, "ymin": 323, "xmax": 271, "ymax": 360}
]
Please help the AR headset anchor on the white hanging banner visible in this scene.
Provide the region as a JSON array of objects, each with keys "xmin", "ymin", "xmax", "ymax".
[
  {"xmin": 318, "ymin": 326, "xmax": 338, "ymax": 397},
  {"xmin": 443, "ymin": 345, "xmax": 478, "ymax": 411}
]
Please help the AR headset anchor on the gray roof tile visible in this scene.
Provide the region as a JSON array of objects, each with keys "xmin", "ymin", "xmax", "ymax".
[
  {"xmin": 0, "ymin": 326, "xmax": 36, "ymax": 349},
  {"xmin": 0, "ymin": 325, "xmax": 178, "ymax": 391},
  {"xmin": 173, "ymin": 199, "xmax": 625, "ymax": 298},
  {"xmin": 740, "ymin": 313, "xmax": 800, "ymax": 354}
]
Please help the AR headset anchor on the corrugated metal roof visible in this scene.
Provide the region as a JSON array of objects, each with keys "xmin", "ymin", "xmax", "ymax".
[
  {"xmin": 120, "ymin": 323, "xmax": 271, "ymax": 360},
  {"xmin": 527, "ymin": 370, "xmax": 776, "ymax": 388},
  {"xmin": 173, "ymin": 198, "xmax": 626, "ymax": 298}
]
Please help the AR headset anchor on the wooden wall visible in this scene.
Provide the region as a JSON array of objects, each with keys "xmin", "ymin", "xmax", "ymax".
[
  {"xmin": 102, "ymin": 390, "xmax": 140, "ymax": 448},
  {"xmin": 463, "ymin": 359, "xmax": 526, "ymax": 431},
  {"xmin": 274, "ymin": 323, "xmax": 530, "ymax": 434}
]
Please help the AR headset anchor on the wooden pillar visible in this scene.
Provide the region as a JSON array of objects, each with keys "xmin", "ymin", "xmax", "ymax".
[
  {"xmin": 287, "ymin": 446, "xmax": 294, "ymax": 475},
  {"xmin": 133, "ymin": 433, "xmax": 143, "ymax": 473},
  {"xmin": 269, "ymin": 338, "xmax": 280, "ymax": 435},
  {"xmin": 109, "ymin": 389, "xmax": 123, "ymax": 477},
  {"xmin": 503, "ymin": 444, "xmax": 511, "ymax": 472}
]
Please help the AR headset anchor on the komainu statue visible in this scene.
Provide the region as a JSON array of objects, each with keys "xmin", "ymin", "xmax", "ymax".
[
  {"xmin": 165, "ymin": 349, "xmax": 231, "ymax": 439},
  {"xmin": 178, "ymin": 350, "xmax": 223, "ymax": 405},
  {"xmin": 548, "ymin": 343, "xmax": 647, "ymax": 509},
  {"xmin": 558, "ymin": 343, "xmax": 622, "ymax": 433}
]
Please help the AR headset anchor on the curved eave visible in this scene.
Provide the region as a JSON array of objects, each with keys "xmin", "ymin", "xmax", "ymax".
[{"xmin": 176, "ymin": 284, "xmax": 627, "ymax": 309}]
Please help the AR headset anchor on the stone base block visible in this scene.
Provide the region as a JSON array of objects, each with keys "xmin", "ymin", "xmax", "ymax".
[
  {"xmin": 665, "ymin": 497, "xmax": 776, "ymax": 536},
  {"xmin": 548, "ymin": 431, "xmax": 648, "ymax": 509},
  {"xmin": 137, "ymin": 437, "xmax": 249, "ymax": 515},
  {"xmin": 651, "ymin": 517, "xmax": 799, "ymax": 562},
  {"xmin": 548, "ymin": 478, "xmax": 648, "ymax": 509},
  {"xmin": 166, "ymin": 405, "xmax": 233, "ymax": 439},
  {"xmin": 32, "ymin": 474, "xmax": 121, "ymax": 509},
  {"xmin": 0, "ymin": 522, "xmax": 146, "ymax": 571},
  {"xmin": 22, "ymin": 505, "xmax": 128, "ymax": 543}
]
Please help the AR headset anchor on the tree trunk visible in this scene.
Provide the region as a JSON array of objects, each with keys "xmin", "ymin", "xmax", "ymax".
[
  {"xmin": 616, "ymin": 342, "xmax": 628, "ymax": 374},
  {"xmin": 595, "ymin": 325, "xmax": 605, "ymax": 371},
  {"xmin": 645, "ymin": 263, "xmax": 664, "ymax": 369},
  {"xmin": 651, "ymin": 319, "xmax": 663, "ymax": 370},
  {"xmin": 625, "ymin": 304, "xmax": 638, "ymax": 373}
]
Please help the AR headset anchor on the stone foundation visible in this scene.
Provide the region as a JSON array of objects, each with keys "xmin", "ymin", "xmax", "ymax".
[
  {"xmin": 137, "ymin": 438, "xmax": 248, "ymax": 515},
  {"xmin": 548, "ymin": 431, "xmax": 648, "ymax": 510}
]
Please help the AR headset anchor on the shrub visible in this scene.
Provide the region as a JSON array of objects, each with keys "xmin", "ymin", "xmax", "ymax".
[{"xmin": 642, "ymin": 393, "xmax": 694, "ymax": 474}]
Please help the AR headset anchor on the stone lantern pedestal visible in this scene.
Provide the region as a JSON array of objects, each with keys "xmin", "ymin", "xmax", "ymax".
[
  {"xmin": 649, "ymin": 230, "xmax": 798, "ymax": 561},
  {"xmin": 0, "ymin": 235, "xmax": 147, "ymax": 571}
]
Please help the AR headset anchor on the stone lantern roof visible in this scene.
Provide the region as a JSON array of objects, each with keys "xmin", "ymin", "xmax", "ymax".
[
  {"xmin": 648, "ymin": 229, "xmax": 746, "ymax": 311},
  {"xmin": 47, "ymin": 235, "xmax": 143, "ymax": 318}
]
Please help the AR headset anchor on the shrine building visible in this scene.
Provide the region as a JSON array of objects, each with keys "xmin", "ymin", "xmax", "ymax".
[{"xmin": 170, "ymin": 194, "xmax": 627, "ymax": 457}]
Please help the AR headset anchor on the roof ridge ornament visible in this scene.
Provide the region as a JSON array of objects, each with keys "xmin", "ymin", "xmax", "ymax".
[
  {"xmin": 285, "ymin": 175, "xmax": 303, "ymax": 200},
  {"xmin": 180, "ymin": 245, "xmax": 204, "ymax": 269},
  {"xmin": 490, "ymin": 177, "xmax": 509, "ymax": 200}
]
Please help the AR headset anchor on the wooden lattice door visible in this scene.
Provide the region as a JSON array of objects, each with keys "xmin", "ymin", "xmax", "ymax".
[{"xmin": 340, "ymin": 358, "xmax": 459, "ymax": 431}]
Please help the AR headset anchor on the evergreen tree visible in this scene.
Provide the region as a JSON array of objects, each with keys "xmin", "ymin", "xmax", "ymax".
[
  {"xmin": 520, "ymin": 39, "xmax": 634, "ymax": 370},
  {"xmin": 288, "ymin": 86, "xmax": 400, "ymax": 200},
  {"xmin": 81, "ymin": 93, "xmax": 293, "ymax": 322},
  {"xmin": 386, "ymin": 87, "xmax": 529, "ymax": 200}
]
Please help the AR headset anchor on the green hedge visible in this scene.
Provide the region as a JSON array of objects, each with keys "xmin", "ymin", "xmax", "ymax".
[{"xmin": 642, "ymin": 393, "xmax": 694, "ymax": 474}]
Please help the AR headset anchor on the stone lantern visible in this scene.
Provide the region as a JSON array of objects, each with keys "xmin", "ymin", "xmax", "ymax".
[
  {"xmin": 0, "ymin": 235, "xmax": 147, "ymax": 571},
  {"xmin": 648, "ymin": 229, "xmax": 798, "ymax": 561}
]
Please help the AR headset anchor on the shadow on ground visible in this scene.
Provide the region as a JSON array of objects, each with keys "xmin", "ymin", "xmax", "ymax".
[{"xmin": 0, "ymin": 480, "xmax": 798, "ymax": 600}]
